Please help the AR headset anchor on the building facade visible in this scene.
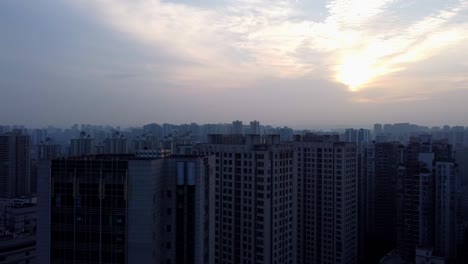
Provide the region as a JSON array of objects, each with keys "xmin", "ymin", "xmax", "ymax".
[
  {"xmin": 365, "ymin": 142, "xmax": 402, "ymax": 261},
  {"xmin": 37, "ymin": 154, "xmax": 214, "ymax": 264},
  {"xmin": 0, "ymin": 130, "xmax": 31, "ymax": 198},
  {"xmin": 69, "ymin": 132, "xmax": 94, "ymax": 156},
  {"xmin": 435, "ymin": 162, "xmax": 458, "ymax": 260},
  {"xmin": 103, "ymin": 132, "xmax": 127, "ymax": 154},
  {"xmin": 193, "ymin": 134, "xmax": 295, "ymax": 264},
  {"xmin": 294, "ymin": 134, "xmax": 358, "ymax": 264}
]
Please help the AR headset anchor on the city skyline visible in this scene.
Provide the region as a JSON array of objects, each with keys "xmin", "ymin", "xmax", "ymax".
[
  {"xmin": 3, "ymin": 121, "xmax": 468, "ymax": 132},
  {"xmin": 2, "ymin": 121, "xmax": 468, "ymax": 263},
  {"xmin": 2, "ymin": 0, "xmax": 468, "ymax": 126}
]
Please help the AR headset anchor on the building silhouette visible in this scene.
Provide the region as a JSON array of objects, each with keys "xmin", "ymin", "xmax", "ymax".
[
  {"xmin": 69, "ymin": 131, "xmax": 94, "ymax": 156},
  {"xmin": 0, "ymin": 130, "xmax": 31, "ymax": 198},
  {"xmin": 37, "ymin": 154, "xmax": 215, "ymax": 264}
]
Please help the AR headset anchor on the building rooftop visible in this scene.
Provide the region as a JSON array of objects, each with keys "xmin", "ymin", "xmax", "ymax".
[
  {"xmin": 54, "ymin": 154, "xmax": 208, "ymax": 161},
  {"xmin": 7, "ymin": 203, "xmax": 35, "ymax": 209}
]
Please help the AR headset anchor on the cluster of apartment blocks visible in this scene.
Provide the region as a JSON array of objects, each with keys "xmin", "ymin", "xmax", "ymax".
[
  {"xmin": 3, "ymin": 124, "xmax": 467, "ymax": 264},
  {"xmin": 31, "ymin": 133, "xmax": 358, "ymax": 264},
  {"xmin": 364, "ymin": 136, "xmax": 467, "ymax": 264}
]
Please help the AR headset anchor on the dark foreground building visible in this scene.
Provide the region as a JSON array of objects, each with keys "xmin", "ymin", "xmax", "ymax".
[{"xmin": 37, "ymin": 154, "xmax": 215, "ymax": 264}]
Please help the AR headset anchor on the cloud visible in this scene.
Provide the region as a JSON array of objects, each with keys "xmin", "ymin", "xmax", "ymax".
[
  {"xmin": 327, "ymin": 0, "xmax": 468, "ymax": 91},
  {"xmin": 68, "ymin": 0, "xmax": 468, "ymax": 96}
]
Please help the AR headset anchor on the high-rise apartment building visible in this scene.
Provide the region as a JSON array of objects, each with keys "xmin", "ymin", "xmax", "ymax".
[
  {"xmin": 250, "ymin": 121, "xmax": 260, "ymax": 135},
  {"xmin": 143, "ymin": 123, "xmax": 163, "ymax": 138},
  {"xmin": 69, "ymin": 131, "xmax": 94, "ymax": 156},
  {"xmin": 451, "ymin": 126, "xmax": 465, "ymax": 149},
  {"xmin": 37, "ymin": 138, "xmax": 62, "ymax": 160},
  {"xmin": 231, "ymin": 120, "xmax": 243, "ymax": 135},
  {"xmin": 392, "ymin": 137, "xmax": 462, "ymax": 262},
  {"xmin": 37, "ymin": 154, "xmax": 215, "ymax": 264},
  {"xmin": 103, "ymin": 132, "xmax": 127, "ymax": 154},
  {"xmin": 397, "ymin": 141, "xmax": 435, "ymax": 261},
  {"xmin": 343, "ymin": 128, "xmax": 370, "ymax": 147},
  {"xmin": 132, "ymin": 134, "xmax": 160, "ymax": 152},
  {"xmin": 373, "ymin": 124, "xmax": 383, "ymax": 138},
  {"xmin": 0, "ymin": 130, "xmax": 31, "ymax": 198},
  {"xmin": 365, "ymin": 142, "xmax": 401, "ymax": 260},
  {"xmin": 456, "ymin": 188, "xmax": 468, "ymax": 263},
  {"xmin": 435, "ymin": 161, "xmax": 458, "ymax": 260},
  {"xmin": 455, "ymin": 148, "xmax": 468, "ymax": 187},
  {"xmin": 161, "ymin": 156, "xmax": 215, "ymax": 264},
  {"xmin": 294, "ymin": 134, "xmax": 358, "ymax": 264},
  {"xmin": 193, "ymin": 134, "xmax": 295, "ymax": 264}
]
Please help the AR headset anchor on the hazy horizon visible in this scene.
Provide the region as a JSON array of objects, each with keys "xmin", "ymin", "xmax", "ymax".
[
  {"xmin": 2, "ymin": 120, "xmax": 467, "ymax": 132},
  {"xmin": 2, "ymin": 0, "xmax": 468, "ymax": 127}
]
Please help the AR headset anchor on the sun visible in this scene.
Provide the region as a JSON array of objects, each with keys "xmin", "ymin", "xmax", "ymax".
[{"xmin": 336, "ymin": 56, "xmax": 376, "ymax": 91}]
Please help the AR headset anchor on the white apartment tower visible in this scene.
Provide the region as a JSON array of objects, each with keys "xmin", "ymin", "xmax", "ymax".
[
  {"xmin": 294, "ymin": 134, "xmax": 358, "ymax": 264},
  {"xmin": 193, "ymin": 134, "xmax": 295, "ymax": 264}
]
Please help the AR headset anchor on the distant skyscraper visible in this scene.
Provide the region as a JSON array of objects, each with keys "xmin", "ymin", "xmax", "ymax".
[
  {"xmin": 383, "ymin": 124, "xmax": 392, "ymax": 135},
  {"xmin": 0, "ymin": 130, "xmax": 31, "ymax": 198},
  {"xmin": 373, "ymin": 123, "xmax": 383, "ymax": 138},
  {"xmin": 37, "ymin": 138, "xmax": 62, "ymax": 160},
  {"xmin": 31, "ymin": 129, "xmax": 46, "ymax": 146},
  {"xmin": 343, "ymin": 128, "xmax": 370, "ymax": 147},
  {"xmin": 193, "ymin": 134, "xmax": 295, "ymax": 264},
  {"xmin": 279, "ymin": 126, "xmax": 294, "ymax": 141},
  {"xmin": 37, "ymin": 154, "xmax": 215, "ymax": 264},
  {"xmin": 143, "ymin": 123, "xmax": 163, "ymax": 138},
  {"xmin": 103, "ymin": 131, "xmax": 127, "ymax": 154},
  {"xmin": 249, "ymin": 120, "xmax": 260, "ymax": 135},
  {"xmin": 343, "ymin": 129, "xmax": 356, "ymax": 142},
  {"xmin": 69, "ymin": 131, "xmax": 94, "ymax": 156},
  {"xmin": 231, "ymin": 120, "xmax": 243, "ymax": 134},
  {"xmin": 294, "ymin": 134, "xmax": 358, "ymax": 264},
  {"xmin": 451, "ymin": 126, "xmax": 465, "ymax": 149},
  {"xmin": 132, "ymin": 134, "xmax": 160, "ymax": 152}
]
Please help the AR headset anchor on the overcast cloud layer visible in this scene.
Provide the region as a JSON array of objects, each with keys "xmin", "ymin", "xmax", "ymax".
[{"xmin": 1, "ymin": 0, "xmax": 468, "ymax": 127}]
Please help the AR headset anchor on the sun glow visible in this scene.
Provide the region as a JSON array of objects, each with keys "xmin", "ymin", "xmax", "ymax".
[
  {"xmin": 336, "ymin": 56, "xmax": 377, "ymax": 91},
  {"xmin": 75, "ymin": 0, "xmax": 468, "ymax": 95},
  {"xmin": 336, "ymin": 47, "xmax": 403, "ymax": 91}
]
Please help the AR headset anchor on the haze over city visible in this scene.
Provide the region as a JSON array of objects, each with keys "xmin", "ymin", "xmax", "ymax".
[
  {"xmin": 2, "ymin": 0, "xmax": 468, "ymax": 127},
  {"xmin": 3, "ymin": 1, "xmax": 468, "ymax": 264}
]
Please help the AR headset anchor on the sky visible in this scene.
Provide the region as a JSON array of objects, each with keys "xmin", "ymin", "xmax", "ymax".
[{"xmin": 1, "ymin": 0, "xmax": 468, "ymax": 128}]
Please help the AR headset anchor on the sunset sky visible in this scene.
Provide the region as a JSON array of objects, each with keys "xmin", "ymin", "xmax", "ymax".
[{"xmin": 1, "ymin": 0, "xmax": 468, "ymax": 127}]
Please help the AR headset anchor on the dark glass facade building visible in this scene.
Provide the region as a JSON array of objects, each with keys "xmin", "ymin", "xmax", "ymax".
[{"xmin": 37, "ymin": 155, "xmax": 215, "ymax": 264}]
